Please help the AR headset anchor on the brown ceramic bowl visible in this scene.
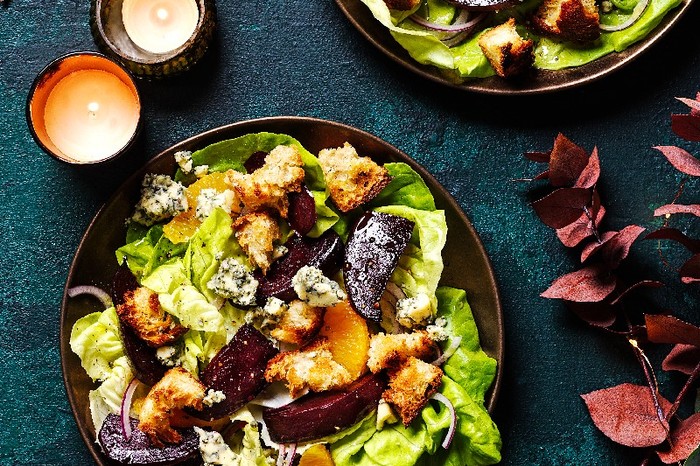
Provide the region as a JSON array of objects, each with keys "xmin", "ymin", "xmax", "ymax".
[
  {"xmin": 60, "ymin": 116, "xmax": 504, "ymax": 464},
  {"xmin": 335, "ymin": 0, "xmax": 693, "ymax": 94}
]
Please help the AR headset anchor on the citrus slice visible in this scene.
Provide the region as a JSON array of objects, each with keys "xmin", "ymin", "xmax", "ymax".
[
  {"xmin": 298, "ymin": 444, "xmax": 335, "ymax": 466},
  {"xmin": 319, "ymin": 301, "xmax": 370, "ymax": 380}
]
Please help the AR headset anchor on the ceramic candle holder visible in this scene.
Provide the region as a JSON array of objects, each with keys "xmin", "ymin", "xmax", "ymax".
[
  {"xmin": 26, "ymin": 52, "xmax": 142, "ymax": 165},
  {"xmin": 90, "ymin": 0, "xmax": 216, "ymax": 79}
]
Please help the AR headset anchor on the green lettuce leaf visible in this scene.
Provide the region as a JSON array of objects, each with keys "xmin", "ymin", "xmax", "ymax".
[
  {"xmin": 116, "ymin": 225, "xmax": 187, "ymax": 279},
  {"xmin": 69, "ymin": 307, "xmax": 124, "ymax": 382},
  {"xmin": 159, "ymin": 285, "xmax": 224, "ymax": 332},
  {"xmin": 88, "ymin": 356, "xmax": 133, "ymax": 432},
  {"xmin": 436, "ymin": 287, "xmax": 497, "ymax": 403},
  {"xmin": 373, "ymin": 206, "xmax": 447, "ymax": 311},
  {"xmin": 141, "ymin": 260, "xmax": 188, "ymax": 294},
  {"xmin": 368, "ymin": 163, "xmax": 436, "ymax": 211}
]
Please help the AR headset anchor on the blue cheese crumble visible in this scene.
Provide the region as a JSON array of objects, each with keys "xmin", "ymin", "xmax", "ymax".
[
  {"xmin": 426, "ymin": 316, "xmax": 449, "ymax": 342},
  {"xmin": 395, "ymin": 293, "xmax": 433, "ymax": 328},
  {"xmin": 193, "ymin": 427, "xmax": 236, "ymax": 465},
  {"xmin": 155, "ymin": 345, "xmax": 182, "ymax": 367},
  {"xmin": 202, "ymin": 389, "xmax": 227, "ymax": 407},
  {"xmin": 245, "ymin": 297, "xmax": 287, "ymax": 333},
  {"xmin": 207, "ymin": 258, "xmax": 258, "ymax": 306},
  {"xmin": 194, "ymin": 165, "xmax": 210, "ymax": 178},
  {"xmin": 174, "ymin": 150, "xmax": 193, "ymax": 174},
  {"xmin": 131, "ymin": 174, "xmax": 188, "ymax": 226},
  {"xmin": 196, "ymin": 188, "xmax": 235, "ymax": 221},
  {"xmin": 292, "ymin": 266, "xmax": 346, "ymax": 307}
]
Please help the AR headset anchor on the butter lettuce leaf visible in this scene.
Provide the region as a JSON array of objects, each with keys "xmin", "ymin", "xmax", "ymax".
[
  {"xmin": 88, "ymin": 356, "xmax": 133, "ymax": 432},
  {"xmin": 116, "ymin": 225, "xmax": 187, "ymax": 279},
  {"xmin": 159, "ymin": 285, "xmax": 224, "ymax": 332},
  {"xmin": 69, "ymin": 307, "xmax": 124, "ymax": 382},
  {"xmin": 368, "ymin": 163, "xmax": 436, "ymax": 211}
]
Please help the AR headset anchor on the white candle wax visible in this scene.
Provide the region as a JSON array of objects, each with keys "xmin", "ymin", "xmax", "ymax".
[
  {"xmin": 122, "ymin": 0, "xmax": 199, "ymax": 54},
  {"xmin": 43, "ymin": 70, "xmax": 140, "ymax": 162}
]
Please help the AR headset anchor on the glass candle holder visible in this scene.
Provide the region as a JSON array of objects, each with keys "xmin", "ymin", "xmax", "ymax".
[
  {"xmin": 90, "ymin": 0, "xmax": 216, "ymax": 78},
  {"xmin": 26, "ymin": 52, "xmax": 142, "ymax": 165}
]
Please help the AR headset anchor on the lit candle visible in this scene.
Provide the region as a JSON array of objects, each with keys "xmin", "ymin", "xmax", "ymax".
[
  {"xmin": 27, "ymin": 53, "xmax": 141, "ymax": 164},
  {"xmin": 122, "ymin": 0, "xmax": 200, "ymax": 54}
]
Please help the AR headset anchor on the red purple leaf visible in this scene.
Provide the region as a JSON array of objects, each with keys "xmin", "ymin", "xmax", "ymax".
[
  {"xmin": 654, "ymin": 204, "xmax": 700, "ymax": 218},
  {"xmin": 609, "ymin": 280, "xmax": 664, "ymax": 306},
  {"xmin": 549, "ymin": 134, "xmax": 591, "ymax": 187},
  {"xmin": 557, "ymin": 205, "xmax": 606, "ymax": 248},
  {"xmin": 645, "ymin": 228, "xmax": 700, "ymax": 254},
  {"xmin": 575, "ymin": 147, "xmax": 601, "ymax": 189},
  {"xmin": 654, "ymin": 146, "xmax": 700, "ymax": 176},
  {"xmin": 581, "ymin": 231, "xmax": 617, "ymax": 263},
  {"xmin": 662, "ymin": 344, "xmax": 700, "ymax": 375},
  {"xmin": 534, "ymin": 170, "xmax": 549, "ymax": 180},
  {"xmin": 581, "ymin": 383, "xmax": 672, "ymax": 448},
  {"xmin": 680, "ymin": 253, "xmax": 700, "ymax": 284},
  {"xmin": 541, "ymin": 265, "xmax": 616, "ymax": 302},
  {"xmin": 645, "ymin": 314, "xmax": 700, "ymax": 346},
  {"xmin": 566, "ymin": 301, "xmax": 617, "ymax": 328},
  {"xmin": 672, "ymin": 114, "xmax": 700, "ymax": 142},
  {"xmin": 533, "ymin": 187, "xmax": 592, "ymax": 229},
  {"xmin": 657, "ymin": 413, "xmax": 700, "ymax": 463},
  {"xmin": 580, "ymin": 226, "xmax": 645, "ymax": 268},
  {"xmin": 525, "ymin": 151, "xmax": 550, "ymax": 163},
  {"xmin": 677, "ymin": 95, "xmax": 700, "ymax": 114}
]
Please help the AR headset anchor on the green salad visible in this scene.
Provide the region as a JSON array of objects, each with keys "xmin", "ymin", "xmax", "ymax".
[
  {"xmin": 361, "ymin": 0, "xmax": 682, "ymax": 79},
  {"xmin": 69, "ymin": 132, "xmax": 501, "ymax": 466}
]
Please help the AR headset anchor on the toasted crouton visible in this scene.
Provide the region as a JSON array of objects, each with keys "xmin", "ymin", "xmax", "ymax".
[
  {"xmin": 318, "ymin": 143, "xmax": 391, "ymax": 213},
  {"xmin": 116, "ymin": 287, "xmax": 187, "ymax": 347},
  {"xmin": 265, "ymin": 338, "xmax": 352, "ymax": 397},
  {"xmin": 138, "ymin": 367, "xmax": 206, "ymax": 446},
  {"xmin": 478, "ymin": 18, "xmax": 534, "ymax": 78},
  {"xmin": 226, "ymin": 145, "xmax": 305, "ymax": 218},
  {"xmin": 233, "ymin": 211, "xmax": 281, "ymax": 274},
  {"xmin": 533, "ymin": 0, "xmax": 600, "ymax": 43},
  {"xmin": 384, "ymin": 0, "xmax": 421, "ymax": 9},
  {"xmin": 367, "ymin": 331, "xmax": 439, "ymax": 373},
  {"xmin": 383, "ymin": 356, "xmax": 443, "ymax": 426},
  {"xmin": 270, "ymin": 299, "xmax": 324, "ymax": 346}
]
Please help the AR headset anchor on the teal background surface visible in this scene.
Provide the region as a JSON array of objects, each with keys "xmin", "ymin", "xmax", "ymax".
[{"xmin": 2, "ymin": 0, "xmax": 700, "ymax": 464}]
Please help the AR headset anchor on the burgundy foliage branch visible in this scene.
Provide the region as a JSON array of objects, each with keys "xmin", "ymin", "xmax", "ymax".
[{"xmin": 524, "ymin": 93, "xmax": 700, "ymax": 465}]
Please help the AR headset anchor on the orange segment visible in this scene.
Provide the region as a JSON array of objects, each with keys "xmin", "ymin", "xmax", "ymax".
[
  {"xmin": 163, "ymin": 171, "xmax": 231, "ymax": 243},
  {"xmin": 298, "ymin": 444, "xmax": 335, "ymax": 466},
  {"xmin": 319, "ymin": 301, "xmax": 370, "ymax": 380}
]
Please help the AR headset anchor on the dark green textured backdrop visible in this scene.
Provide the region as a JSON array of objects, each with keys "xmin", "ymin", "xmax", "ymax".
[{"xmin": 2, "ymin": 0, "xmax": 700, "ymax": 464}]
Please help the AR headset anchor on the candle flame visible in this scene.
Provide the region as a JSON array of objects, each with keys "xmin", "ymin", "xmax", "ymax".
[
  {"xmin": 87, "ymin": 101, "xmax": 100, "ymax": 119},
  {"xmin": 156, "ymin": 7, "xmax": 169, "ymax": 21}
]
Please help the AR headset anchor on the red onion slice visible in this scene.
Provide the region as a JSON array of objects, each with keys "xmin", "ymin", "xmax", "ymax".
[
  {"xmin": 67, "ymin": 285, "xmax": 114, "ymax": 309},
  {"xmin": 277, "ymin": 444, "xmax": 296, "ymax": 466},
  {"xmin": 430, "ymin": 392, "xmax": 457, "ymax": 449},
  {"xmin": 432, "ymin": 336, "xmax": 462, "ymax": 366},
  {"xmin": 276, "ymin": 444, "xmax": 286, "ymax": 466},
  {"xmin": 599, "ymin": 0, "xmax": 649, "ymax": 31},
  {"xmin": 120, "ymin": 378, "xmax": 139, "ymax": 440},
  {"xmin": 409, "ymin": 9, "xmax": 474, "ymax": 33}
]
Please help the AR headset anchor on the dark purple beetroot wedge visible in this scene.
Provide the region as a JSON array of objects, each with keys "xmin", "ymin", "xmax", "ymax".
[
  {"xmin": 263, "ymin": 373, "xmax": 386, "ymax": 444},
  {"xmin": 98, "ymin": 413, "xmax": 199, "ymax": 465},
  {"xmin": 112, "ymin": 262, "xmax": 140, "ymax": 306},
  {"xmin": 244, "ymin": 151, "xmax": 268, "ymax": 173},
  {"xmin": 257, "ymin": 231, "xmax": 344, "ymax": 302},
  {"xmin": 288, "ymin": 184, "xmax": 317, "ymax": 235},
  {"xmin": 196, "ymin": 324, "xmax": 278, "ymax": 421},
  {"xmin": 119, "ymin": 322, "xmax": 168, "ymax": 386},
  {"xmin": 344, "ymin": 212, "xmax": 414, "ymax": 321}
]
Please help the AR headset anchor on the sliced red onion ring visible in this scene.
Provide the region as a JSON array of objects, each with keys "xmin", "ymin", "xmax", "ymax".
[
  {"xmin": 277, "ymin": 444, "xmax": 287, "ymax": 466},
  {"xmin": 441, "ymin": 14, "xmax": 486, "ymax": 46},
  {"xmin": 432, "ymin": 336, "xmax": 462, "ymax": 366},
  {"xmin": 277, "ymin": 444, "xmax": 296, "ymax": 466},
  {"xmin": 120, "ymin": 378, "xmax": 139, "ymax": 440},
  {"xmin": 599, "ymin": 0, "xmax": 649, "ymax": 31},
  {"xmin": 409, "ymin": 9, "xmax": 474, "ymax": 33},
  {"xmin": 430, "ymin": 392, "xmax": 457, "ymax": 449},
  {"xmin": 67, "ymin": 285, "xmax": 114, "ymax": 309}
]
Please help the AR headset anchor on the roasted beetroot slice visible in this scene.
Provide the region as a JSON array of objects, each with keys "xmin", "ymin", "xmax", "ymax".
[
  {"xmin": 257, "ymin": 231, "xmax": 344, "ymax": 302},
  {"xmin": 263, "ymin": 373, "xmax": 386, "ymax": 444},
  {"xmin": 119, "ymin": 322, "xmax": 168, "ymax": 386},
  {"xmin": 288, "ymin": 184, "xmax": 317, "ymax": 235},
  {"xmin": 98, "ymin": 414, "xmax": 199, "ymax": 465},
  {"xmin": 244, "ymin": 151, "xmax": 268, "ymax": 173},
  {"xmin": 344, "ymin": 212, "xmax": 414, "ymax": 321},
  {"xmin": 112, "ymin": 262, "xmax": 140, "ymax": 306},
  {"xmin": 196, "ymin": 324, "xmax": 278, "ymax": 421}
]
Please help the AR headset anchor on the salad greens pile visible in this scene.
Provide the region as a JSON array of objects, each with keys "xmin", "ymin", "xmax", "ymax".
[
  {"xmin": 360, "ymin": 0, "xmax": 682, "ymax": 79},
  {"xmin": 70, "ymin": 132, "xmax": 501, "ymax": 465}
]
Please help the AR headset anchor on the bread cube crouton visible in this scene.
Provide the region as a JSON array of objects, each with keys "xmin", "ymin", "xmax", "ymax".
[
  {"xmin": 318, "ymin": 142, "xmax": 391, "ymax": 213},
  {"xmin": 116, "ymin": 287, "xmax": 187, "ymax": 347},
  {"xmin": 265, "ymin": 338, "xmax": 352, "ymax": 398},
  {"xmin": 533, "ymin": 0, "xmax": 600, "ymax": 43},
  {"xmin": 270, "ymin": 299, "xmax": 324, "ymax": 346},
  {"xmin": 367, "ymin": 331, "xmax": 439, "ymax": 373},
  {"xmin": 233, "ymin": 211, "xmax": 281, "ymax": 275},
  {"xmin": 383, "ymin": 357, "xmax": 443, "ymax": 426},
  {"xmin": 384, "ymin": 0, "xmax": 421, "ymax": 9},
  {"xmin": 478, "ymin": 18, "xmax": 534, "ymax": 78},
  {"xmin": 138, "ymin": 367, "xmax": 206, "ymax": 446},
  {"xmin": 226, "ymin": 144, "xmax": 305, "ymax": 218}
]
